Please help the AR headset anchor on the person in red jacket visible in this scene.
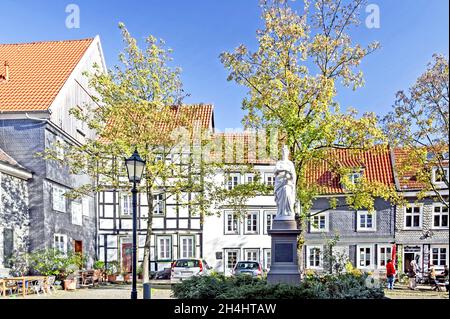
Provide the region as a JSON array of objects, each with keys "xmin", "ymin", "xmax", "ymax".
[{"xmin": 386, "ymin": 259, "xmax": 396, "ymax": 290}]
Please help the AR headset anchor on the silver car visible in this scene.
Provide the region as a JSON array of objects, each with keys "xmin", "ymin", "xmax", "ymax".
[
  {"xmin": 171, "ymin": 258, "xmax": 211, "ymax": 281},
  {"xmin": 232, "ymin": 261, "xmax": 263, "ymax": 277}
]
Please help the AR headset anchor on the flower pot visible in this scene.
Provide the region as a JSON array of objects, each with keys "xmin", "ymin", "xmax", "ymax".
[
  {"xmin": 63, "ymin": 279, "xmax": 77, "ymax": 291},
  {"xmin": 108, "ymin": 274, "xmax": 117, "ymax": 282},
  {"xmin": 123, "ymin": 274, "xmax": 131, "ymax": 283}
]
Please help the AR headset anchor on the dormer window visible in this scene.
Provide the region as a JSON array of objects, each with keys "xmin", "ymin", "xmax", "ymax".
[
  {"xmin": 345, "ymin": 169, "xmax": 364, "ymax": 185},
  {"xmin": 349, "ymin": 171, "xmax": 362, "ymax": 184},
  {"xmin": 432, "ymin": 167, "xmax": 449, "ymax": 184}
]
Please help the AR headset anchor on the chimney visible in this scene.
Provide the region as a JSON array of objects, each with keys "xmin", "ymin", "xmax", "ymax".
[
  {"xmin": 1, "ymin": 61, "xmax": 9, "ymax": 82},
  {"xmin": 4, "ymin": 61, "xmax": 9, "ymax": 81}
]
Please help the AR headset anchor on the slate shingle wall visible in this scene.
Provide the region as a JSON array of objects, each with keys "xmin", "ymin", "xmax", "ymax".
[{"xmin": 0, "ymin": 119, "xmax": 97, "ymax": 266}]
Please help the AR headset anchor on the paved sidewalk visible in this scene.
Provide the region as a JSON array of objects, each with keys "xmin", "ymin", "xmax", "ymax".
[{"xmin": 6, "ymin": 284, "xmax": 173, "ymax": 299}]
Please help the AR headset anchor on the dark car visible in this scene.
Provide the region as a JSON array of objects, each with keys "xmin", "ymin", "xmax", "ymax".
[
  {"xmin": 232, "ymin": 261, "xmax": 263, "ymax": 277},
  {"xmin": 154, "ymin": 268, "xmax": 171, "ymax": 280}
]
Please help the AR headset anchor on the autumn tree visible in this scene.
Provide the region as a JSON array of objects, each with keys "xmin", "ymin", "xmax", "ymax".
[
  {"xmin": 220, "ymin": 0, "xmax": 399, "ymax": 225},
  {"xmin": 42, "ymin": 23, "xmax": 272, "ymax": 284},
  {"xmin": 383, "ymin": 54, "xmax": 449, "ymax": 207},
  {"xmin": 41, "ymin": 23, "xmax": 218, "ymax": 283}
]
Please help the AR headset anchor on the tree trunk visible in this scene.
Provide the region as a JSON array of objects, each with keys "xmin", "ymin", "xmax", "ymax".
[{"xmin": 142, "ymin": 188, "xmax": 154, "ymax": 283}]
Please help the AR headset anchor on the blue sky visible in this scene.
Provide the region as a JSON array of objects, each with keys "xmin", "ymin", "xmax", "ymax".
[{"xmin": 1, "ymin": 0, "xmax": 448, "ymax": 130}]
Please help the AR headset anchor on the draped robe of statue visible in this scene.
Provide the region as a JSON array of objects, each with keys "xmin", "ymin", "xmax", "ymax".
[{"xmin": 274, "ymin": 146, "xmax": 296, "ymax": 219}]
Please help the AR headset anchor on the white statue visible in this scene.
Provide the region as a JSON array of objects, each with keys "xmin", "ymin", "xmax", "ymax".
[{"xmin": 274, "ymin": 145, "xmax": 296, "ymax": 220}]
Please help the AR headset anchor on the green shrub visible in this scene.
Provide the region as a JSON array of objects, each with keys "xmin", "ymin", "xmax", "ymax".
[
  {"xmin": 94, "ymin": 260, "xmax": 105, "ymax": 270},
  {"xmin": 172, "ymin": 273, "xmax": 384, "ymax": 299},
  {"xmin": 28, "ymin": 249, "xmax": 86, "ymax": 280}
]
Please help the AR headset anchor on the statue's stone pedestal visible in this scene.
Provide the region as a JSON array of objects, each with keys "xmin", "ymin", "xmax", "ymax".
[{"xmin": 267, "ymin": 219, "xmax": 301, "ymax": 284}]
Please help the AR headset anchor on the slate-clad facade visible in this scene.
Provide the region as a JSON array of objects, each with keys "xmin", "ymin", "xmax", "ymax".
[
  {"xmin": 0, "ymin": 148, "xmax": 32, "ymax": 275},
  {"xmin": 392, "ymin": 148, "xmax": 449, "ymax": 275},
  {"xmin": 0, "ymin": 37, "xmax": 107, "ymax": 267}
]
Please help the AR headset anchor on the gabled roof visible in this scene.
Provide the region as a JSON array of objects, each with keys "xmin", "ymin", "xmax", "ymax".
[
  {"xmin": 0, "ymin": 147, "xmax": 20, "ymax": 167},
  {"xmin": 0, "ymin": 147, "xmax": 32, "ymax": 179},
  {"xmin": 392, "ymin": 147, "xmax": 449, "ymax": 191},
  {"xmin": 0, "ymin": 38, "xmax": 94, "ymax": 112},
  {"xmin": 164, "ymin": 103, "xmax": 214, "ymax": 131},
  {"xmin": 306, "ymin": 147, "xmax": 395, "ymax": 194},
  {"xmin": 211, "ymin": 132, "xmax": 276, "ymax": 165},
  {"xmin": 99, "ymin": 103, "xmax": 215, "ymax": 143}
]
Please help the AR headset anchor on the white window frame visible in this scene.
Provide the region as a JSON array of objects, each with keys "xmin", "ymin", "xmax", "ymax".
[
  {"xmin": 224, "ymin": 249, "xmax": 240, "ymax": 273},
  {"xmin": 357, "ymin": 245, "xmax": 374, "ymax": 269},
  {"xmin": 180, "ymin": 235, "xmax": 195, "ymax": 259},
  {"xmin": 377, "ymin": 245, "xmax": 393, "ymax": 269},
  {"xmin": 244, "ymin": 249, "xmax": 260, "ymax": 262},
  {"xmin": 264, "ymin": 211, "xmax": 277, "ymax": 234},
  {"xmin": 264, "ymin": 249, "xmax": 271, "ymax": 271},
  {"xmin": 348, "ymin": 171, "xmax": 363, "ymax": 184},
  {"xmin": 432, "ymin": 204, "xmax": 449, "ymax": 229},
  {"xmin": 120, "ymin": 193, "xmax": 132, "ymax": 217},
  {"xmin": 54, "ymin": 234, "xmax": 67, "ymax": 255},
  {"xmin": 227, "ymin": 173, "xmax": 241, "ymax": 190},
  {"xmin": 264, "ymin": 173, "xmax": 275, "ymax": 187},
  {"xmin": 82, "ymin": 197, "xmax": 90, "ymax": 217},
  {"xmin": 71, "ymin": 201, "xmax": 83, "ymax": 226},
  {"xmin": 245, "ymin": 173, "xmax": 255, "ymax": 184},
  {"xmin": 157, "ymin": 236, "xmax": 172, "ymax": 261},
  {"xmin": 310, "ymin": 213, "xmax": 329, "ymax": 232},
  {"xmin": 153, "ymin": 194, "xmax": 165, "ymax": 215},
  {"xmin": 430, "ymin": 245, "xmax": 448, "ymax": 267},
  {"xmin": 403, "ymin": 205, "xmax": 423, "ymax": 229},
  {"xmin": 307, "ymin": 246, "xmax": 323, "ymax": 269},
  {"xmin": 224, "ymin": 211, "xmax": 239, "ymax": 235},
  {"xmin": 55, "ymin": 136, "xmax": 65, "ymax": 160},
  {"xmin": 356, "ymin": 211, "xmax": 376, "ymax": 232},
  {"xmin": 52, "ymin": 185, "xmax": 67, "ymax": 213},
  {"xmin": 245, "ymin": 211, "xmax": 259, "ymax": 234},
  {"xmin": 432, "ymin": 166, "xmax": 449, "ymax": 184}
]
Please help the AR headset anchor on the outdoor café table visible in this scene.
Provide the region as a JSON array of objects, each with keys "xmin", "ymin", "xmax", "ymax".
[{"xmin": 1, "ymin": 276, "xmax": 47, "ymax": 297}]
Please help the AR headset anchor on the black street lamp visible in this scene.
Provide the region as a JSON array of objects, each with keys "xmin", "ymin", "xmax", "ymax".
[{"xmin": 125, "ymin": 148, "xmax": 146, "ymax": 300}]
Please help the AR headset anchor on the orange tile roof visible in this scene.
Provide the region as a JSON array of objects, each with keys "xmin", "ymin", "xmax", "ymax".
[
  {"xmin": 0, "ymin": 38, "xmax": 94, "ymax": 112},
  {"xmin": 305, "ymin": 147, "xmax": 395, "ymax": 194},
  {"xmin": 392, "ymin": 147, "xmax": 449, "ymax": 191},
  {"xmin": 164, "ymin": 103, "xmax": 214, "ymax": 131},
  {"xmin": 99, "ymin": 104, "xmax": 214, "ymax": 143},
  {"xmin": 210, "ymin": 132, "xmax": 277, "ymax": 165}
]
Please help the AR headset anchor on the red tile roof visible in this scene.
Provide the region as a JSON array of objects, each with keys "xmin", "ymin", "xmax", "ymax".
[
  {"xmin": 99, "ymin": 104, "xmax": 214, "ymax": 143},
  {"xmin": 305, "ymin": 147, "xmax": 395, "ymax": 194},
  {"xmin": 210, "ymin": 132, "xmax": 276, "ymax": 165},
  {"xmin": 392, "ymin": 147, "xmax": 449, "ymax": 191},
  {"xmin": 0, "ymin": 38, "xmax": 93, "ymax": 112}
]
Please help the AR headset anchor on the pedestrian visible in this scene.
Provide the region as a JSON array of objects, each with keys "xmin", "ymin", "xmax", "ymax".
[
  {"xmin": 386, "ymin": 259, "xmax": 395, "ymax": 290},
  {"xmin": 408, "ymin": 259, "xmax": 418, "ymax": 290},
  {"xmin": 442, "ymin": 265, "xmax": 449, "ymax": 292},
  {"xmin": 429, "ymin": 264, "xmax": 441, "ymax": 292}
]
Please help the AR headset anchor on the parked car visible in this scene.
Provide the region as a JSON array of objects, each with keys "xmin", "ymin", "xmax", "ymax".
[
  {"xmin": 154, "ymin": 268, "xmax": 171, "ymax": 280},
  {"xmin": 171, "ymin": 259, "xmax": 211, "ymax": 281},
  {"xmin": 232, "ymin": 261, "xmax": 263, "ymax": 277}
]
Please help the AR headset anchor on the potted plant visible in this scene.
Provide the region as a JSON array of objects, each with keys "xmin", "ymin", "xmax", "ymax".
[
  {"xmin": 63, "ymin": 264, "xmax": 79, "ymax": 290},
  {"xmin": 137, "ymin": 264, "xmax": 144, "ymax": 280},
  {"xmin": 123, "ymin": 271, "xmax": 131, "ymax": 283},
  {"xmin": 106, "ymin": 261, "xmax": 120, "ymax": 283},
  {"xmin": 93, "ymin": 260, "xmax": 106, "ymax": 282}
]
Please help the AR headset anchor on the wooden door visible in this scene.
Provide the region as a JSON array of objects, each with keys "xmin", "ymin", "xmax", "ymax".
[
  {"xmin": 74, "ymin": 240, "xmax": 83, "ymax": 255},
  {"xmin": 122, "ymin": 243, "xmax": 133, "ymax": 273}
]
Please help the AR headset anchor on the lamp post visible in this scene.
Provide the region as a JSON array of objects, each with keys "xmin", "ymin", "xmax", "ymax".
[{"xmin": 125, "ymin": 148, "xmax": 145, "ymax": 300}]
